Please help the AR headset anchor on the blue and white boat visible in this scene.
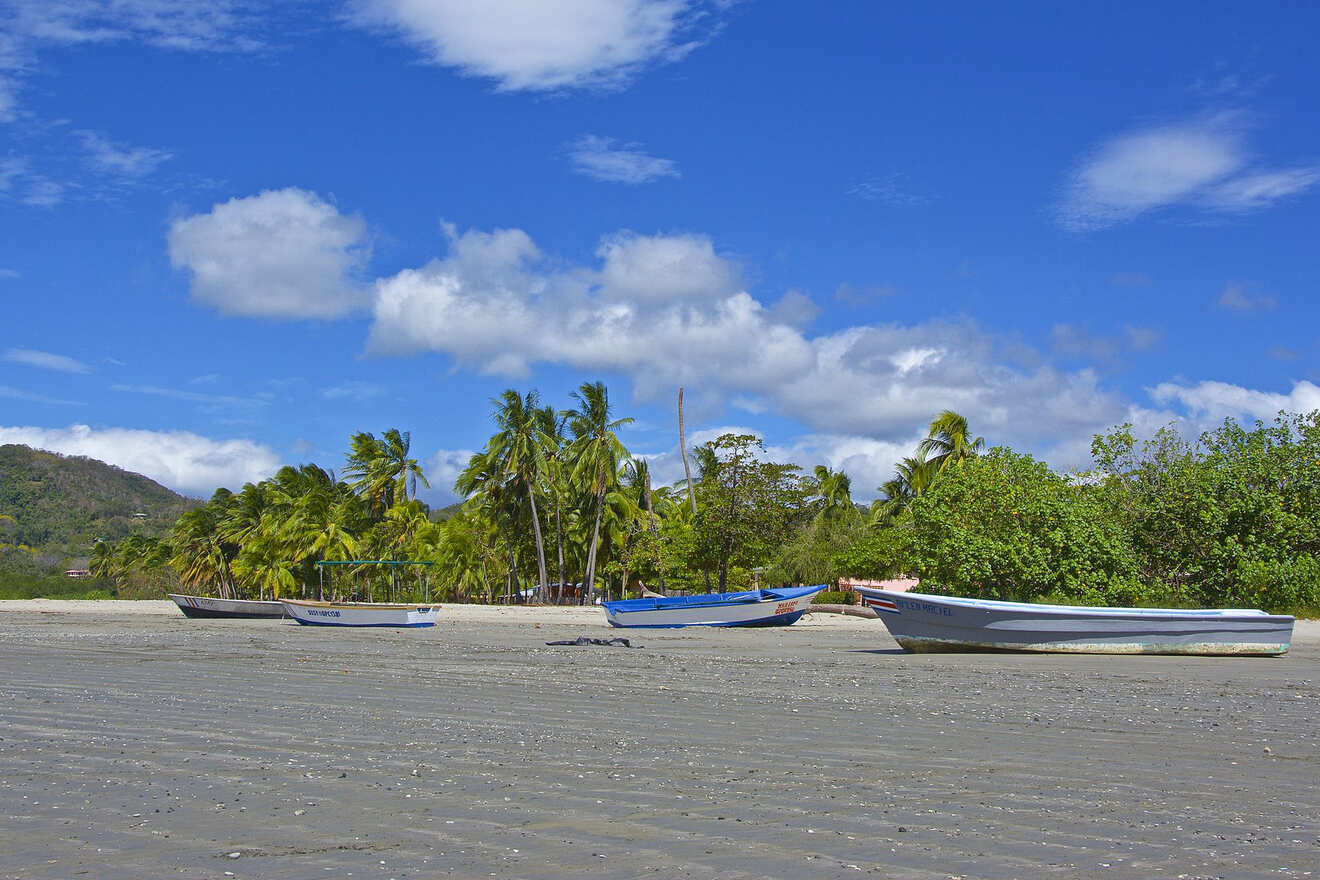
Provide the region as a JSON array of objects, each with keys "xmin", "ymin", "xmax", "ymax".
[
  {"xmin": 854, "ymin": 587, "xmax": 1294, "ymax": 656},
  {"xmin": 281, "ymin": 599, "xmax": 440, "ymax": 628},
  {"xmin": 602, "ymin": 584, "xmax": 826, "ymax": 628}
]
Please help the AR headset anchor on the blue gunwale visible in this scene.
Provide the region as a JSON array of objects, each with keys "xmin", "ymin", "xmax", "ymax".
[{"xmin": 601, "ymin": 584, "xmax": 824, "ymax": 614}]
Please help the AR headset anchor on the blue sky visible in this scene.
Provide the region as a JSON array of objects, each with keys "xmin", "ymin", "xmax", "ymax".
[{"xmin": 1, "ymin": 1, "xmax": 1317, "ymax": 501}]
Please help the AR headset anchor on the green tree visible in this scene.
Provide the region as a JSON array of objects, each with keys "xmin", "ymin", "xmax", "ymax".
[
  {"xmin": 1091, "ymin": 413, "xmax": 1320, "ymax": 611},
  {"xmin": 490, "ymin": 389, "xmax": 553, "ymax": 602},
  {"xmin": 918, "ymin": 410, "xmax": 985, "ymax": 475},
  {"xmin": 693, "ymin": 434, "xmax": 807, "ymax": 591},
  {"xmin": 565, "ymin": 381, "xmax": 633, "ymax": 602},
  {"xmin": 907, "ymin": 447, "xmax": 1142, "ymax": 605}
]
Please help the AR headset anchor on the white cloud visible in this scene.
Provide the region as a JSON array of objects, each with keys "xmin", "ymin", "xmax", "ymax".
[
  {"xmin": 366, "ymin": 223, "xmax": 1135, "ymax": 450},
  {"xmin": 1205, "ymin": 167, "xmax": 1320, "ymax": 210},
  {"xmin": 847, "ymin": 173, "xmax": 931, "ymax": 206},
  {"xmin": 0, "ymin": 424, "xmax": 282, "ymax": 496},
  {"xmin": 1216, "ymin": 281, "xmax": 1276, "ymax": 312},
  {"xmin": 347, "ymin": 0, "xmax": 709, "ymax": 92},
  {"xmin": 424, "ymin": 447, "xmax": 477, "ymax": 504},
  {"xmin": 0, "ymin": 157, "xmax": 64, "ymax": 206},
  {"xmin": 1149, "ymin": 379, "xmax": 1320, "ymax": 424},
  {"xmin": 320, "ymin": 380, "xmax": 386, "ymax": 400},
  {"xmin": 1049, "ymin": 324, "xmax": 1161, "ymax": 360},
  {"xmin": 1061, "ymin": 118, "xmax": 1243, "ymax": 228},
  {"xmin": 0, "ymin": 385, "xmax": 84, "ymax": 406},
  {"xmin": 76, "ymin": 129, "xmax": 172, "ymax": 176},
  {"xmin": 1059, "ymin": 114, "xmax": 1320, "ymax": 229},
  {"xmin": 168, "ymin": 188, "xmax": 371, "ymax": 319},
  {"xmin": 766, "ymin": 289, "xmax": 819, "ymax": 329},
  {"xmin": 0, "ymin": 77, "xmax": 15, "ymax": 124},
  {"xmin": 1, "ymin": 1, "xmax": 264, "ymax": 121},
  {"xmin": 567, "ymin": 134, "xmax": 679, "ymax": 183},
  {"xmin": 110, "ymin": 383, "xmax": 267, "ymax": 410},
  {"xmin": 3, "ymin": 1, "xmax": 264, "ymax": 51},
  {"xmin": 595, "ymin": 230, "xmax": 740, "ymax": 303},
  {"xmin": 632, "ymin": 425, "xmax": 924, "ymax": 502},
  {"xmin": 3, "ymin": 347, "xmax": 90, "ymax": 373}
]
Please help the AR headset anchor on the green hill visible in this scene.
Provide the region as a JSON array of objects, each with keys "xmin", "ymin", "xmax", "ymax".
[{"xmin": 0, "ymin": 444, "xmax": 196, "ymax": 579}]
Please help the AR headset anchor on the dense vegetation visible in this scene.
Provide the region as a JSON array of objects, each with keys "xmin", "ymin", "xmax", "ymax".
[
  {"xmin": 13, "ymin": 385, "xmax": 1319, "ymax": 615},
  {"xmin": 0, "ymin": 444, "xmax": 194, "ymax": 596}
]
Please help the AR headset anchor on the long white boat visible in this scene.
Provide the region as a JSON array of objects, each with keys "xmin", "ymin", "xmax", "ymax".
[
  {"xmin": 602, "ymin": 584, "xmax": 825, "ymax": 628},
  {"xmin": 280, "ymin": 598, "xmax": 440, "ymax": 628},
  {"xmin": 854, "ymin": 587, "xmax": 1294, "ymax": 655},
  {"xmin": 169, "ymin": 593, "xmax": 286, "ymax": 619}
]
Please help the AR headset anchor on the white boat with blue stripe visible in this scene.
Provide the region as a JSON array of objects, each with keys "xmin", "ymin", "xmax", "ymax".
[
  {"xmin": 602, "ymin": 584, "xmax": 825, "ymax": 628},
  {"xmin": 854, "ymin": 587, "xmax": 1294, "ymax": 656},
  {"xmin": 281, "ymin": 599, "xmax": 440, "ymax": 628}
]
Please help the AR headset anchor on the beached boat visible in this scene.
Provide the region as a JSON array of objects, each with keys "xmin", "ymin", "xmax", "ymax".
[
  {"xmin": 169, "ymin": 593, "xmax": 286, "ymax": 619},
  {"xmin": 280, "ymin": 598, "xmax": 440, "ymax": 628},
  {"xmin": 854, "ymin": 587, "xmax": 1294, "ymax": 656},
  {"xmin": 602, "ymin": 584, "xmax": 826, "ymax": 628}
]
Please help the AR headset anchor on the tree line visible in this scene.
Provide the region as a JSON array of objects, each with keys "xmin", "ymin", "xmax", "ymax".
[{"xmin": 89, "ymin": 381, "xmax": 1320, "ymax": 614}]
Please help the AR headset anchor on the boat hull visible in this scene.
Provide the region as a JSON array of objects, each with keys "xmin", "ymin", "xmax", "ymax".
[
  {"xmin": 603, "ymin": 585, "xmax": 825, "ymax": 628},
  {"xmin": 281, "ymin": 599, "xmax": 439, "ymax": 628},
  {"xmin": 855, "ymin": 588, "xmax": 1294, "ymax": 656},
  {"xmin": 169, "ymin": 594, "xmax": 286, "ymax": 619}
]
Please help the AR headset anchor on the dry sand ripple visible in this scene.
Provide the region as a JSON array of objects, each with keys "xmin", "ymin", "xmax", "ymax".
[{"xmin": 1, "ymin": 603, "xmax": 1317, "ymax": 879}]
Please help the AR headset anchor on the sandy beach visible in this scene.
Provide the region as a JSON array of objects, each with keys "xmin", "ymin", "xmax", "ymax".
[{"xmin": 1, "ymin": 602, "xmax": 1316, "ymax": 879}]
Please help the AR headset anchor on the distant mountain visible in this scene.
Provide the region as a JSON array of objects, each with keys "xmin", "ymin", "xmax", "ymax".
[{"xmin": 0, "ymin": 444, "xmax": 196, "ymax": 574}]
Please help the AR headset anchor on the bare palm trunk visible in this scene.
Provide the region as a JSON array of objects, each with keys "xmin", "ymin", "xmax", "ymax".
[
  {"xmin": 583, "ymin": 491, "xmax": 604, "ymax": 604},
  {"xmin": 678, "ymin": 387, "xmax": 696, "ymax": 519},
  {"xmin": 554, "ymin": 499, "xmax": 565, "ymax": 605},
  {"xmin": 527, "ymin": 484, "xmax": 549, "ymax": 603},
  {"xmin": 644, "ymin": 470, "xmax": 665, "ymax": 593},
  {"xmin": 678, "ymin": 387, "xmax": 710, "ymax": 591}
]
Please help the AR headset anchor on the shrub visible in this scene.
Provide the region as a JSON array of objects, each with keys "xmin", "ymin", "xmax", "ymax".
[
  {"xmin": 811, "ymin": 589, "xmax": 856, "ymax": 605},
  {"xmin": 907, "ymin": 448, "xmax": 1144, "ymax": 605}
]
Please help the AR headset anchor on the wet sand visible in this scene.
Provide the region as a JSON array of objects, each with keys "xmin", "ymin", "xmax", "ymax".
[{"xmin": 1, "ymin": 603, "xmax": 1317, "ymax": 879}]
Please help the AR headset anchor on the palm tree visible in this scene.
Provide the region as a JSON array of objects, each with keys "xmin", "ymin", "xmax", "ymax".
[
  {"xmin": 872, "ymin": 455, "xmax": 933, "ymax": 525},
  {"xmin": 536, "ymin": 404, "xmax": 571, "ymax": 602},
  {"xmin": 232, "ymin": 536, "xmax": 296, "ymax": 599},
  {"xmin": 344, "ymin": 429, "xmax": 429, "ymax": 515},
  {"xmin": 918, "ymin": 410, "xmax": 985, "ymax": 475},
  {"xmin": 624, "ymin": 457, "xmax": 665, "ymax": 592},
  {"xmin": 89, "ymin": 539, "xmax": 120, "ymax": 584},
  {"xmin": 457, "ymin": 447, "xmax": 522, "ymax": 601},
  {"xmin": 812, "ymin": 464, "xmax": 856, "ymax": 522},
  {"xmin": 169, "ymin": 507, "xmax": 233, "ymax": 597},
  {"xmin": 282, "ymin": 478, "xmax": 361, "ymax": 598},
  {"xmin": 381, "ymin": 428, "xmax": 430, "ymax": 504},
  {"xmin": 344, "ymin": 431, "xmax": 387, "ymax": 513},
  {"xmin": 490, "ymin": 389, "xmax": 552, "ymax": 602},
  {"xmin": 565, "ymin": 381, "xmax": 633, "ymax": 603}
]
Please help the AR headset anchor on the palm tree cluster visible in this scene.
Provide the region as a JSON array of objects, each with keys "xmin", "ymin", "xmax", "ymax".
[
  {"xmin": 448, "ymin": 384, "xmax": 879, "ymax": 601},
  {"xmin": 452, "ymin": 382, "xmax": 643, "ymax": 603},
  {"xmin": 872, "ymin": 410, "xmax": 985, "ymax": 524},
  {"xmin": 92, "ymin": 381, "xmax": 985, "ymax": 603},
  {"xmin": 167, "ymin": 432, "xmax": 437, "ymax": 602}
]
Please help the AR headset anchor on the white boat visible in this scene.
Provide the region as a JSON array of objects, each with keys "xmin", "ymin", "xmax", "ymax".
[
  {"xmin": 169, "ymin": 593, "xmax": 286, "ymax": 619},
  {"xmin": 854, "ymin": 587, "xmax": 1294, "ymax": 656},
  {"xmin": 602, "ymin": 584, "xmax": 825, "ymax": 628},
  {"xmin": 280, "ymin": 599, "xmax": 440, "ymax": 628}
]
